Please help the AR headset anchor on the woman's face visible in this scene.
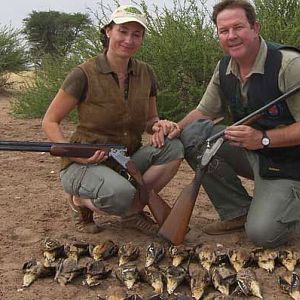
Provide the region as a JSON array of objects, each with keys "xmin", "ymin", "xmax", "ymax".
[{"xmin": 106, "ymin": 22, "xmax": 144, "ymax": 59}]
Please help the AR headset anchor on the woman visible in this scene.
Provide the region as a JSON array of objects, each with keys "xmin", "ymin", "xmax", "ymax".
[{"xmin": 42, "ymin": 5, "xmax": 184, "ymax": 235}]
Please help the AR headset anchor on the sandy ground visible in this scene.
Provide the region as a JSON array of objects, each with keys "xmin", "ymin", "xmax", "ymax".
[{"xmin": 0, "ymin": 91, "xmax": 298, "ymax": 300}]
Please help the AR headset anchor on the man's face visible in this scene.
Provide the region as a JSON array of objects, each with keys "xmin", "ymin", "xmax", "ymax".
[{"xmin": 216, "ymin": 7, "xmax": 260, "ymax": 61}]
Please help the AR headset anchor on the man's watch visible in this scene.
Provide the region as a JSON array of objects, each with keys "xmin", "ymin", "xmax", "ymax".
[{"xmin": 261, "ymin": 130, "xmax": 270, "ymax": 148}]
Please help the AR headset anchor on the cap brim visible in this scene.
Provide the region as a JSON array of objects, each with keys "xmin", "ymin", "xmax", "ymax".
[{"xmin": 112, "ymin": 16, "xmax": 148, "ymax": 30}]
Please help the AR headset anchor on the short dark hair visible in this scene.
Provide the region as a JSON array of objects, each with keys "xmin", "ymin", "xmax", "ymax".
[{"xmin": 212, "ymin": 0, "xmax": 257, "ymax": 26}]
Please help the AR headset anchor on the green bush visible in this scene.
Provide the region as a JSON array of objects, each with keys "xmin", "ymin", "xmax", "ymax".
[
  {"xmin": 12, "ymin": 0, "xmax": 300, "ymax": 121},
  {"xmin": 255, "ymin": 0, "xmax": 300, "ymax": 47},
  {"xmin": 0, "ymin": 25, "xmax": 28, "ymax": 90},
  {"xmin": 136, "ymin": 0, "xmax": 221, "ymax": 120},
  {"xmin": 12, "ymin": 55, "xmax": 81, "ymax": 119}
]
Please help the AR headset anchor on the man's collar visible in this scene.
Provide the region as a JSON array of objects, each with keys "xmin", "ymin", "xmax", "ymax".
[{"xmin": 226, "ymin": 37, "xmax": 268, "ymax": 77}]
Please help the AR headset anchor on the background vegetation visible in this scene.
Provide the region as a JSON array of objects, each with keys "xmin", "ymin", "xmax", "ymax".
[
  {"xmin": 23, "ymin": 11, "xmax": 91, "ymax": 65},
  {"xmin": 0, "ymin": 26, "xmax": 28, "ymax": 91},
  {"xmin": 255, "ymin": 0, "xmax": 300, "ymax": 47},
  {"xmin": 0, "ymin": 0, "xmax": 299, "ymax": 121}
]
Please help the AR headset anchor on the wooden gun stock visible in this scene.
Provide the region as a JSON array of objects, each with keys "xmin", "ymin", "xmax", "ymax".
[
  {"xmin": 148, "ymin": 190, "xmax": 171, "ymax": 226},
  {"xmin": 158, "ymin": 166, "xmax": 206, "ymax": 245},
  {"xmin": 126, "ymin": 160, "xmax": 171, "ymax": 226},
  {"xmin": 50, "ymin": 144, "xmax": 113, "ymax": 158}
]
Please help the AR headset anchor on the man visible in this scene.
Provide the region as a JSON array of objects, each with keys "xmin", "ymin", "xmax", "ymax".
[{"xmin": 168, "ymin": 0, "xmax": 300, "ymax": 248}]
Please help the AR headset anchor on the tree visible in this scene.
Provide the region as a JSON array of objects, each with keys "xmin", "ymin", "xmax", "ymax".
[
  {"xmin": 255, "ymin": 0, "xmax": 300, "ymax": 47},
  {"xmin": 137, "ymin": 0, "xmax": 221, "ymax": 120},
  {"xmin": 0, "ymin": 25, "xmax": 28, "ymax": 89},
  {"xmin": 22, "ymin": 10, "xmax": 92, "ymax": 63}
]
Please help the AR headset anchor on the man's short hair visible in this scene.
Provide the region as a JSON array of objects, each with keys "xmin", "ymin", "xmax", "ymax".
[{"xmin": 212, "ymin": 0, "xmax": 257, "ymax": 26}]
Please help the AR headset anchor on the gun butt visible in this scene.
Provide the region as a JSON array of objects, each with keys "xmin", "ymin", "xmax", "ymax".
[
  {"xmin": 158, "ymin": 182, "xmax": 197, "ymax": 245},
  {"xmin": 124, "ymin": 160, "xmax": 170, "ymax": 226},
  {"xmin": 158, "ymin": 170, "xmax": 204, "ymax": 245},
  {"xmin": 148, "ymin": 191, "xmax": 171, "ymax": 226}
]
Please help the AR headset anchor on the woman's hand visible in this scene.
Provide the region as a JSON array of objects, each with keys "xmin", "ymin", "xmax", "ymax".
[
  {"xmin": 150, "ymin": 119, "xmax": 181, "ymax": 148},
  {"xmin": 71, "ymin": 150, "xmax": 108, "ymax": 164}
]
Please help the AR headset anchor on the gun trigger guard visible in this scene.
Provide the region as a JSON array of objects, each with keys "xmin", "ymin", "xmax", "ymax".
[{"xmin": 118, "ymin": 168, "xmax": 134, "ymax": 183}]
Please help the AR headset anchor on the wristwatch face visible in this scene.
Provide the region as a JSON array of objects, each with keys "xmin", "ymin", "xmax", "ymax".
[{"xmin": 262, "ymin": 137, "xmax": 270, "ymax": 146}]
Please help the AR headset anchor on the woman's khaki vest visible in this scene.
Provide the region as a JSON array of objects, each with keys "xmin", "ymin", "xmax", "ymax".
[{"xmin": 61, "ymin": 54, "xmax": 152, "ymax": 169}]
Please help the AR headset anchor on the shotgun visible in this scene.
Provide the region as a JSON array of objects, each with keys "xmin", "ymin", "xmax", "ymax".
[
  {"xmin": 158, "ymin": 84, "xmax": 300, "ymax": 245},
  {"xmin": 0, "ymin": 140, "xmax": 171, "ymax": 225},
  {"xmin": 0, "ymin": 140, "xmax": 125, "ymax": 157}
]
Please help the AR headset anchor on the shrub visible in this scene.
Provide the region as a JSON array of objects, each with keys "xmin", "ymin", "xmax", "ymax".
[
  {"xmin": 137, "ymin": 0, "xmax": 222, "ymax": 120},
  {"xmin": 12, "ymin": 0, "xmax": 300, "ymax": 120},
  {"xmin": 12, "ymin": 55, "xmax": 80, "ymax": 119},
  {"xmin": 255, "ymin": 0, "xmax": 300, "ymax": 47},
  {"xmin": 0, "ymin": 25, "xmax": 28, "ymax": 91}
]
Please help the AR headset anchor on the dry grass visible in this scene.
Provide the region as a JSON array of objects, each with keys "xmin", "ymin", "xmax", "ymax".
[{"xmin": 5, "ymin": 71, "xmax": 36, "ymax": 92}]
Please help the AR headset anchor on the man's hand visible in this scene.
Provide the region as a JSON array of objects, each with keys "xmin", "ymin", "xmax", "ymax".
[
  {"xmin": 224, "ymin": 125, "xmax": 263, "ymax": 150},
  {"xmin": 150, "ymin": 120, "xmax": 181, "ymax": 148},
  {"xmin": 167, "ymin": 124, "xmax": 182, "ymax": 140}
]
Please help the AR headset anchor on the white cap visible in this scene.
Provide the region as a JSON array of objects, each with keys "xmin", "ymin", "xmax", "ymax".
[{"xmin": 108, "ymin": 5, "xmax": 148, "ymax": 30}]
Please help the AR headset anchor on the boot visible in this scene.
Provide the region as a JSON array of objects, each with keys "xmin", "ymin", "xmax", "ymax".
[
  {"xmin": 202, "ymin": 215, "xmax": 247, "ymax": 235},
  {"xmin": 68, "ymin": 195, "xmax": 101, "ymax": 233},
  {"xmin": 121, "ymin": 211, "xmax": 159, "ymax": 235}
]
